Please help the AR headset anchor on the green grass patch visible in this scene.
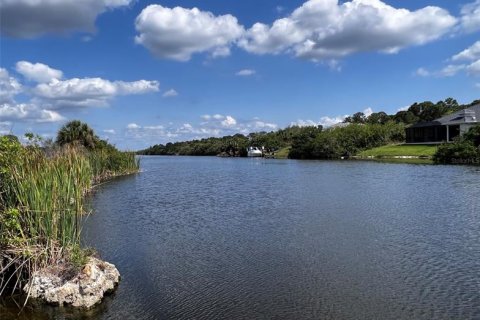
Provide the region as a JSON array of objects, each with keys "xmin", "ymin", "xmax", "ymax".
[
  {"xmin": 274, "ymin": 146, "xmax": 291, "ymax": 159},
  {"xmin": 361, "ymin": 158, "xmax": 434, "ymax": 165},
  {"xmin": 358, "ymin": 144, "xmax": 438, "ymax": 158}
]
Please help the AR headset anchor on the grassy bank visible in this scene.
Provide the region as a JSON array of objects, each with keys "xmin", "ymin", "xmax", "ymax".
[
  {"xmin": 0, "ymin": 124, "xmax": 139, "ymax": 296},
  {"xmin": 361, "ymin": 157, "xmax": 434, "ymax": 165},
  {"xmin": 274, "ymin": 147, "xmax": 291, "ymax": 159},
  {"xmin": 358, "ymin": 144, "xmax": 438, "ymax": 158}
]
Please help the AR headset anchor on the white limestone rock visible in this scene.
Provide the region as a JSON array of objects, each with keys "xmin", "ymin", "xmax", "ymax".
[{"xmin": 24, "ymin": 257, "xmax": 120, "ymax": 309}]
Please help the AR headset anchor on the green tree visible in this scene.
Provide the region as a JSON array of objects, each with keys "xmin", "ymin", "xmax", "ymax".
[
  {"xmin": 289, "ymin": 126, "xmax": 324, "ymax": 159},
  {"xmin": 367, "ymin": 112, "xmax": 390, "ymax": 124},
  {"xmin": 345, "ymin": 112, "xmax": 366, "ymax": 124},
  {"xmin": 1, "ymin": 134, "xmax": 19, "ymax": 145},
  {"xmin": 56, "ymin": 120, "xmax": 98, "ymax": 150},
  {"xmin": 463, "ymin": 125, "xmax": 480, "ymax": 147},
  {"xmin": 393, "ymin": 111, "xmax": 419, "ymax": 124},
  {"xmin": 442, "ymin": 97, "xmax": 459, "ymax": 109}
]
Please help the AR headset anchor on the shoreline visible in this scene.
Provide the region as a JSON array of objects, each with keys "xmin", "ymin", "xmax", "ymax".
[
  {"xmin": 0, "ymin": 135, "xmax": 140, "ymax": 310},
  {"xmin": 1, "ymin": 170, "xmax": 139, "ymax": 309}
]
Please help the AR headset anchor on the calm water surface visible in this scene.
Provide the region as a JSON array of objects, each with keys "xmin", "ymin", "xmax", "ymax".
[{"xmin": 3, "ymin": 157, "xmax": 480, "ymax": 319}]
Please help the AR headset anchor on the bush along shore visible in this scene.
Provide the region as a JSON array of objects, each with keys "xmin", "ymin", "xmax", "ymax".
[
  {"xmin": 0, "ymin": 121, "xmax": 139, "ymax": 308},
  {"xmin": 433, "ymin": 125, "xmax": 480, "ymax": 165}
]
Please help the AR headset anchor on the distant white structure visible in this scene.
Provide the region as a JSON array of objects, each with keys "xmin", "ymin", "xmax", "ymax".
[{"xmin": 247, "ymin": 146, "xmax": 263, "ymax": 157}]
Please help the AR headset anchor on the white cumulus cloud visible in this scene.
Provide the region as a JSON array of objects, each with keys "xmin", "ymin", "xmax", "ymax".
[
  {"xmin": 449, "ymin": 41, "xmax": 480, "ymax": 76},
  {"xmin": 0, "ymin": 68, "xmax": 22, "ymax": 104},
  {"xmin": 0, "ymin": 0, "xmax": 133, "ymax": 38},
  {"xmin": 0, "ymin": 103, "xmax": 65, "ymax": 123},
  {"xmin": 0, "ymin": 68, "xmax": 64, "ymax": 124},
  {"xmin": 291, "ymin": 108, "xmax": 372, "ymax": 128},
  {"xmin": 115, "ymin": 80, "xmax": 160, "ymax": 95},
  {"xmin": 467, "ymin": 60, "xmax": 480, "ymax": 75},
  {"xmin": 125, "ymin": 114, "xmax": 279, "ymax": 148},
  {"xmin": 415, "ymin": 67, "xmax": 430, "ymax": 77},
  {"xmin": 0, "ymin": 62, "xmax": 160, "ymax": 124},
  {"xmin": 236, "ymin": 69, "xmax": 256, "ymax": 76},
  {"xmin": 16, "ymin": 61, "xmax": 63, "ymax": 83},
  {"xmin": 439, "ymin": 64, "xmax": 467, "ymax": 77},
  {"xmin": 239, "ymin": 0, "xmax": 456, "ymax": 61},
  {"xmin": 251, "ymin": 121, "xmax": 277, "ymax": 130},
  {"xmin": 221, "ymin": 115, "xmax": 237, "ymax": 127},
  {"xmin": 126, "ymin": 123, "xmax": 141, "ymax": 129},
  {"xmin": 135, "ymin": 5, "xmax": 244, "ymax": 61},
  {"xmin": 162, "ymin": 89, "xmax": 178, "ymax": 97},
  {"xmin": 426, "ymin": 41, "xmax": 480, "ymax": 78},
  {"xmin": 452, "ymin": 41, "xmax": 480, "ymax": 61},
  {"xmin": 460, "ymin": 0, "xmax": 480, "ymax": 33},
  {"xmin": 291, "ymin": 115, "xmax": 347, "ymax": 128},
  {"xmin": 200, "ymin": 114, "xmax": 277, "ymax": 135},
  {"xmin": 362, "ymin": 107, "xmax": 373, "ymax": 117},
  {"xmin": 0, "ymin": 121, "xmax": 12, "ymax": 135},
  {"xmin": 33, "ymin": 77, "xmax": 159, "ymax": 108}
]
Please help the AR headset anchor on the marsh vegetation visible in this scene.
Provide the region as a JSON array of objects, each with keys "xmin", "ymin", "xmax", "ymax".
[{"xmin": 0, "ymin": 121, "xmax": 139, "ymax": 297}]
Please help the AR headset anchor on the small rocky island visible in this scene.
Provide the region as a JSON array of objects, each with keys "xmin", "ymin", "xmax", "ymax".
[{"xmin": 25, "ymin": 257, "xmax": 120, "ymax": 309}]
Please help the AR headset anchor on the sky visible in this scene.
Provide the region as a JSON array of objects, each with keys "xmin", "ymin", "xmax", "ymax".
[{"xmin": 1, "ymin": 0, "xmax": 479, "ymax": 150}]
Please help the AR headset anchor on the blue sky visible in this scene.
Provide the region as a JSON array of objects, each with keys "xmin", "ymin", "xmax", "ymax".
[{"xmin": 1, "ymin": 0, "xmax": 479, "ymax": 149}]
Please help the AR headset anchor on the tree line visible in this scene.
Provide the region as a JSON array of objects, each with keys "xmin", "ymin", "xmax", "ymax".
[
  {"xmin": 138, "ymin": 126, "xmax": 312, "ymax": 157},
  {"xmin": 139, "ymin": 98, "xmax": 479, "ymax": 159}
]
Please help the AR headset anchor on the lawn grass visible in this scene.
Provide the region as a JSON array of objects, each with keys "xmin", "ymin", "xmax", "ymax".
[
  {"xmin": 358, "ymin": 144, "xmax": 438, "ymax": 158},
  {"xmin": 274, "ymin": 147, "xmax": 291, "ymax": 159},
  {"xmin": 362, "ymin": 158, "xmax": 434, "ymax": 165}
]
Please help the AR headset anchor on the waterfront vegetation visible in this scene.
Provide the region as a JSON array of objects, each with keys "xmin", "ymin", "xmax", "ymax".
[
  {"xmin": 138, "ymin": 114, "xmax": 409, "ymax": 159},
  {"xmin": 140, "ymin": 98, "xmax": 479, "ymax": 161},
  {"xmin": 273, "ymin": 147, "xmax": 291, "ymax": 159},
  {"xmin": 289, "ymin": 122, "xmax": 405, "ymax": 159},
  {"xmin": 433, "ymin": 125, "xmax": 480, "ymax": 165},
  {"xmin": 0, "ymin": 121, "xmax": 139, "ymax": 296},
  {"xmin": 358, "ymin": 144, "xmax": 438, "ymax": 158}
]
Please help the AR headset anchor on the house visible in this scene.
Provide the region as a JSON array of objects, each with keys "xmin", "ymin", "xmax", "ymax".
[{"xmin": 405, "ymin": 104, "xmax": 480, "ymax": 144}]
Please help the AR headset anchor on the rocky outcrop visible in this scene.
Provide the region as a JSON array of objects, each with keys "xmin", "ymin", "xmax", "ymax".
[{"xmin": 24, "ymin": 257, "xmax": 120, "ymax": 309}]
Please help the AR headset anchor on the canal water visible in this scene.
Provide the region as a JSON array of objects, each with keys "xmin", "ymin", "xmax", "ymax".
[{"xmin": 2, "ymin": 157, "xmax": 480, "ymax": 319}]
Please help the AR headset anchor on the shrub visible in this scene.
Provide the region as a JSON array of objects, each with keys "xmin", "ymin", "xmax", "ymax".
[
  {"xmin": 289, "ymin": 122, "xmax": 405, "ymax": 159},
  {"xmin": 433, "ymin": 126, "xmax": 480, "ymax": 165}
]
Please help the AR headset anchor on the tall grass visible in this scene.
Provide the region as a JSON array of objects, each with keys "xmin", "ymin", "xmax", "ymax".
[
  {"xmin": 0, "ymin": 137, "xmax": 139, "ymax": 295},
  {"xmin": 88, "ymin": 150, "xmax": 139, "ymax": 183}
]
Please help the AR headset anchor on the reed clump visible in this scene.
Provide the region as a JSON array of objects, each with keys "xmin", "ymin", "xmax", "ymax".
[
  {"xmin": 0, "ymin": 132, "xmax": 139, "ymax": 296},
  {"xmin": 88, "ymin": 149, "xmax": 139, "ymax": 184}
]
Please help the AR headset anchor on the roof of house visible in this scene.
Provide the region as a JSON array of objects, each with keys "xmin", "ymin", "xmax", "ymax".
[
  {"xmin": 436, "ymin": 103, "xmax": 480, "ymax": 125},
  {"xmin": 408, "ymin": 104, "xmax": 480, "ymax": 129}
]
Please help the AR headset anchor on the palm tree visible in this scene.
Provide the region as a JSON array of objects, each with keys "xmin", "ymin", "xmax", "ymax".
[{"xmin": 56, "ymin": 120, "xmax": 98, "ymax": 149}]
